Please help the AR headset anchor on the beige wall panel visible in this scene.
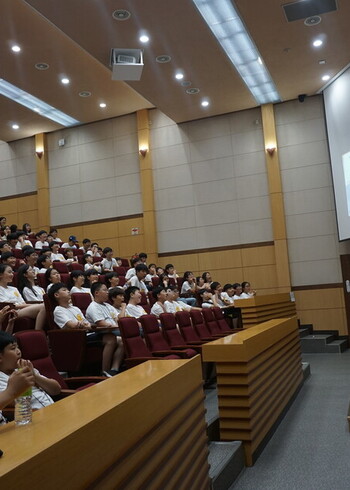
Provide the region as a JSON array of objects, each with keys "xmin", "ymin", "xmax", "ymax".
[
  {"xmin": 159, "ymin": 254, "xmax": 200, "ymax": 275},
  {"xmin": 241, "ymin": 245, "xmax": 275, "ymax": 267},
  {"xmin": 118, "ymin": 217, "xmax": 143, "ymax": 237},
  {"xmin": 294, "ymin": 289, "xmax": 345, "ymax": 309},
  {"xmin": 82, "ymin": 221, "xmax": 117, "ymax": 240},
  {"xmin": 0, "ymin": 198, "xmax": 18, "ymax": 214},
  {"xmin": 18, "ymin": 211, "xmax": 38, "ymax": 230},
  {"xmin": 59, "ymin": 226, "xmax": 84, "ymax": 242},
  {"xmin": 214, "ymin": 268, "xmax": 244, "ymax": 285},
  {"xmin": 298, "ymin": 308, "xmax": 347, "ymax": 335},
  {"xmin": 198, "ymin": 249, "xmax": 242, "ymax": 270},
  {"xmin": 243, "ymin": 264, "xmax": 278, "ymax": 289},
  {"xmin": 17, "ymin": 194, "xmax": 38, "ymax": 212},
  {"xmin": 97, "ymin": 238, "xmax": 119, "ymax": 252},
  {"xmin": 119, "ymin": 234, "xmax": 145, "ymax": 257}
]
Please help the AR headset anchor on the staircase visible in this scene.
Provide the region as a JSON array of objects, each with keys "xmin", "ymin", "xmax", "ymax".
[{"xmin": 299, "ymin": 324, "xmax": 348, "ymax": 353}]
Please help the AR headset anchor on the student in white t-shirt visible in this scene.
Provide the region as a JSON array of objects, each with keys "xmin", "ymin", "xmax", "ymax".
[
  {"xmin": 101, "ymin": 247, "xmax": 118, "ymax": 272},
  {"xmin": 0, "ymin": 264, "xmax": 47, "ymax": 330},
  {"xmin": 69, "ymin": 270, "xmax": 92, "ymax": 296},
  {"xmin": 49, "ymin": 228, "xmax": 63, "ymax": 243},
  {"xmin": 240, "ymin": 281, "xmax": 257, "ymax": 299},
  {"xmin": 15, "ymin": 231, "xmax": 33, "ymax": 249},
  {"xmin": 61, "ymin": 236, "xmax": 78, "ymax": 249},
  {"xmin": 125, "ymin": 286, "xmax": 148, "ymax": 319},
  {"xmin": 150, "ymin": 286, "xmax": 167, "ymax": 317},
  {"xmin": 49, "ymin": 242, "xmax": 68, "ymax": 263},
  {"xmin": 232, "ymin": 283, "xmax": 243, "ymax": 300},
  {"xmin": 221, "ymin": 284, "xmax": 235, "ymax": 305},
  {"xmin": 108, "ymin": 287, "xmax": 127, "ymax": 321},
  {"xmin": 125, "ymin": 257, "xmax": 141, "ymax": 280},
  {"xmin": 45, "ymin": 268, "xmax": 61, "ymax": 292},
  {"xmin": 17, "ymin": 264, "xmax": 45, "ymax": 302},
  {"xmin": 84, "ymin": 253, "xmax": 101, "ymax": 273},
  {"xmin": 127, "ymin": 264, "xmax": 148, "ymax": 293},
  {"xmin": 35, "ymin": 230, "xmax": 49, "ymax": 250},
  {"xmin": 37, "ymin": 254, "xmax": 52, "ymax": 274}
]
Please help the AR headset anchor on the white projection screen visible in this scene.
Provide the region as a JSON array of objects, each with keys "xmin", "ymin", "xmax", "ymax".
[{"xmin": 324, "ymin": 67, "xmax": 350, "ymax": 241}]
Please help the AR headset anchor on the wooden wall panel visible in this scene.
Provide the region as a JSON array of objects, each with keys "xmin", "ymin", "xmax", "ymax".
[{"xmin": 0, "ymin": 193, "xmax": 38, "ymax": 230}]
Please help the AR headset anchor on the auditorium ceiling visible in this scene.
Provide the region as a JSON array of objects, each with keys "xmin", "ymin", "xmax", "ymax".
[{"xmin": 0, "ymin": 0, "xmax": 349, "ymax": 141}]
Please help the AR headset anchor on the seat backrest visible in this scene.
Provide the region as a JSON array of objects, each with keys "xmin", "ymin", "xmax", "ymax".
[
  {"xmin": 118, "ymin": 276, "xmax": 126, "ymax": 287},
  {"xmin": 43, "ymin": 293, "xmax": 59, "ymax": 331},
  {"xmin": 60, "ymin": 273, "xmax": 70, "ymax": 286},
  {"xmin": 52, "ymin": 262, "xmax": 69, "ymax": 273},
  {"xmin": 176, "ymin": 277, "xmax": 185, "ymax": 291},
  {"xmin": 190, "ymin": 309, "xmax": 213, "ymax": 339},
  {"xmin": 71, "ymin": 293, "xmax": 92, "ymax": 315},
  {"xmin": 140, "ymin": 315, "xmax": 170, "ymax": 351},
  {"xmin": 151, "ymin": 276, "xmax": 160, "ymax": 287},
  {"xmin": 212, "ymin": 307, "xmax": 231, "ymax": 332},
  {"xmin": 15, "ymin": 330, "xmax": 68, "ymax": 389},
  {"xmin": 12, "ymin": 248, "xmax": 24, "ymax": 259},
  {"xmin": 201, "ymin": 308, "xmax": 221, "ymax": 335},
  {"xmin": 159, "ymin": 313, "xmax": 186, "ymax": 347},
  {"xmin": 118, "ymin": 317, "xmax": 152, "ymax": 358},
  {"xmin": 37, "ymin": 273, "xmax": 48, "ymax": 289},
  {"xmin": 70, "ymin": 263, "xmax": 84, "ymax": 272},
  {"xmin": 175, "ymin": 311, "xmax": 201, "ymax": 342},
  {"xmin": 120, "ymin": 258, "xmax": 129, "ymax": 268},
  {"xmin": 140, "ymin": 292, "xmax": 151, "ymax": 313},
  {"xmin": 115, "ymin": 266, "xmax": 126, "ymax": 276}
]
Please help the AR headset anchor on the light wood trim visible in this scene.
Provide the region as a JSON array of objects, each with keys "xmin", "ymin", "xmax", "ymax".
[
  {"xmin": 35, "ymin": 133, "xmax": 50, "ymax": 230},
  {"xmin": 202, "ymin": 317, "xmax": 303, "ymax": 465},
  {"xmin": 158, "ymin": 241, "xmax": 274, "ymax": 257},
  {"xmin": 0, "ymin": 357, "xmax": 210, "ymax": 489},
  {"xmin": 234, "ymin": 293, "xmax": 296, "ymax": 327}
]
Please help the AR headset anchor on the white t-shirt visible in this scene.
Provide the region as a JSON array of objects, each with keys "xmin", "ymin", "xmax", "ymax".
[
  {"xmin": 125, "ymin": 304, "xmax": 147, "ymax": 319},
  {"xmin": 201, "ymin": 301, "xmax": 214, "ymax": 308},
  {"xmin": 181, "ymin": 281, "xmax": 194, "ymax": 294},
  {"xmin": 0, "ymin": 370, "xmax": 54, "ymax": 411},
  {"xmin": 164, "ymin": 300, "xmax": 187, "ymax": 314},
  {"xmin": 129, "ymin": 276, "xmax": 148, "ymax": 293},
  {"xmin": 233, "ymin": 294, "xmax": 243, "ymax": 300},
  {"xmin": 16, "ymin": 240, "xmax": 32, "ymax": 249},
  {"xmin": 125, "ymin": 268, "xmax": 136, "ymax": 280},
  {"xmin": 51, "ymin": 253, "xmax": 66, "ymax": 262},
  {"xmin": 221, "ymin": 292, "xmax": 234, "ymax": 304},
  {"xmin": 101, "ymin": 258, "xmax": 117, "ymax": 270},
  {"xmin": 240, "ymin": 292, "xmax": 254, "ymax": 299},
  {"xmin": 61, "ymin": 243, "xmax": 77, "ymax": 249},
  {"xmin": 70, "ymin": 286, "xmax": 91, "ymax": 295},
  {"xmin": 22, "ymin": 285, "xmax": 45, "ymax": 302},
  {"xmin": 54, "ymin": 305, "xmax": 85, "ymax": 329},
  {"xmin": 35, "ymin": 241, "xmax": 49, "ymax": 250},
  {"xmin": 86, "ymin": 302, "xmax": 118, "ymax": 327},
  {"xmin": 84, "ymin": 263, "xmax": 101, "ymax": 273},
  {"xmin": 150, "ymin": 302, "xmax": 166, "ymax": 317},
  {"xmin": 0, "ymin": 285, "xmax": 25, "ymax": 304}
]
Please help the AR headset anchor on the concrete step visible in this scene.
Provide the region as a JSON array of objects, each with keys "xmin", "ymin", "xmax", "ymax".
[
  {"xmin": 300, "ymin": 334, "xmax": 348, "ymax": 353},
  {"xmin": 299, "ymin": 327, "xmax": 311, "ymax": 338},
  {"xmin": 209, "ymin": 441, "xmax": 245, "ymax": 490},
  {"xmin": 324, "ymin": 339, "xmax": 348, "ymax": 353}
]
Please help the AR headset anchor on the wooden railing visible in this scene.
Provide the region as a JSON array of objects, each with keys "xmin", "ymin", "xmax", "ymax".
[{"xmin": 234, "ymin": 293, "xmax": 296, "ymax": 328}]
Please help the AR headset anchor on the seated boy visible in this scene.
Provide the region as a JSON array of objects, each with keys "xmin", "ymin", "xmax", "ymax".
[
  {"xmin": 127, "ymin": 263, "xmax": 149, "ymax": 293},
  {"xmin": 49, "ymin": 283, "xmax": 122, "ymax": 377},
  {"xmin": 150, "ymin": 286, "xmax": 167, "ymax": 317},
  {"xmin": 125, "ymin": 286, "xmax": 148, "ymax": 319},
  {"xmin": 101, "ymin": 247, "xmax": 118, "ymax": 272},
  {"xmin": 0, "ymin": 363, "xmax": 34, "ymax": 425},
  {"xmin": 0, "ymin": 331, "xmax": 61, "ymax": 418}
]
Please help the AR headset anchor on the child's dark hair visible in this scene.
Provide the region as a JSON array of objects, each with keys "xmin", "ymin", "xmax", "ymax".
[
  {"xmin": 105, "ymin": 272, "xmax": 118, "ymax": 288},
  {"xmin": 69, "ymin": 270, "xmax": 85, "ymax": 289},
  {"xmin": 1, "ymin": 252, "xmax": 14, "ymax": 263},
  {"xmin": 47, "ymin": 282, "xmax": 66, "ymax": 302},
  {"xmin": 17, "ymin": 264, "xmax": 38, "ymax": 297},
  {"xmin": 183, "ymin": 271, "xmax": 193, "ymax": 281},
  {"xmin": 223, "ymin": 283, "xmax": 233, "ymax": 292},
  {"xmin": 108, "ymin": 287, "xmax": 125, "ymax": 302},
  {"xmin": 103, "ymin": 247, "xmax": 113, "ymax": 255},
  {"xmin": 124, "ymin": 286, "xmax": 140, "ymax": 303},
  {"xmin": 90, "ymin": 281, "xmax": 105, "ymax": 297},
  {"xmin": 37, "ymin": 255, "xmax": 50, "ymax": 268},
  {"xmin": 135, "ymin": 263, "xmax": 148, "ymax": 273},
  {"xmin": 45, "ymin": 267, "xmax": 58, "ymax": 282},
  {"xmin": 152, "ymin": 285, "xmax": 166, "ymax": 300},
  {"xmin": 0, "ymin": 331, "xmax": 16, "ymax": 354},
  {"xmin": 83, "ymin": 253, "xmax": 92, "ymax": 263},
  {"xmin": 211, "ymin": 281, "xmax": 221, "ymax": 291}
]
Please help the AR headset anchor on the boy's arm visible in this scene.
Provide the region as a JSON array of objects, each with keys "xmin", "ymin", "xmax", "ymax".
[
  {"xmin": 19, "ymin": 360, "xmax": 61, "ymax": 396},
  {"xmin": 0, "ymin": 368, "xmax": 35, "ymax": 410}
]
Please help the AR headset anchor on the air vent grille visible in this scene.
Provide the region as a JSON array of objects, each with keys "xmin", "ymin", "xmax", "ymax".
[{"xmin": 283, "ymin": 0, "xmax": 337, "ymax": 22}]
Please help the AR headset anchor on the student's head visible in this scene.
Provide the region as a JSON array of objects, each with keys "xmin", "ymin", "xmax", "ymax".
[
  {"xmin": 16, "ymin": 231, "xmax": 26, "ymax": 240},
  {"xmin": 202, "ymin": 272, "xmax": 212, "ymax": 283},
  {"xmin": 233, "ymin": 283, "xmax": 242, "ymax": 296},
  {"xmin": 156, "ymin": 266, "xmax": 164, "ymax": 276},
  {"xmin": 70, "ymin": 270, "xmax": 85, "ymax": 288},
  {"xmin": 37, "ymin": 230, "xmax": 48, "ymax": 241},
  {"xmin": 45, "ymin": 268, "xmax": 61, "ymax": 284},
  {"xmin": 165, "ymin": 264, "xmax": 175, "ymax": 275},
  {"xmin": 24, "ymin": 248, "xmax": 38, "ymax": 265},
  {"xmin": 49, "ymin": 242, "xmax": 60, "ymax": 254},
  {"xmin": 139, "ymin": 252, "xmax": 147, "ymax": 263},
  {"xmin": 48, "ymin": 282, "xmax": 70, "ymax": 305},
  {"xmin": 196, "ymin": 276, "xmax": 204, "ymax": 287},
  {"xmin": 82, "ymin": 238, "xmax": 91, "ymax": 250},
  {"xmin": 124, "ymin": 286, "xmax": 141, "ymax": 304},
  {"xmin": 135, "ymin": 263, "xmax": 148, "ymax": 278},
  {"xmin": 241, "ymin": 281, "xmax": 251, "ymax": 293},
  {"xmin": 115, "ymin": 257, "xmax": 122, "ymax": 266},
  {"xmin": 37, "ymin": 254, "xmax": 51, "ymax": 269},
  {"xmin": 152, "ymin": 286, "xmax": 167, "ymax": 302},
  {"xmin": 183, "ymin": 271, "xmax": 194, "ymax": 281},
  {"xmin": 130, "ymin": 257, "xmax": 141, "ymax": 268},
  {"xmin": 223, "ymin": 283, "xmax": 234, "ymax": 295},
  {"xmin": 7, "ymin": 233, "xmax": 18, "ymax": 248},
  {"xmin": 68, "ymin": 235, "xmax": 77, "ymax": 245},
  {"xmin": 0, "ymin": 217, "xmax": 6, "ymax": 227},
  {"xmin": 166, "ymin": 285, "xmax": 179, "ymax": 301},
  {"xmin": 108, "ymin": 287, "xmax": 125, "ymax": 306},
  {"xmin": 103, "ymin": 247, "xmax": 113, "ymax": 258},
  {"xmin": 1, "ymin": 225, "xmax": 10, "ymax": 236},
  {"xmin": 1, "ymin": 252, "xmax": 16, "ymax": 268},
  {"xmin": 22, "ymin": 223, "xmax": 31, "ymax": 234},
  {"xmin": 211, "ymin": 281, "xmax": 222, "ymax": 293},
  {"xmin": 83, "ymin": 253, "xmax": 93, "ymax": 264},
  {"xmin": 105, "ymin": 272, "xmax": 119, "ymax": 289},
  {"xmin": 0, "ymin": 240, "xmax": 11, "ymax": 253},
  {"xmin": 49, "ymin": 228, "xmax": 59, "ymax": 239},
  {"xmin": 0, "ymin": 264, "xmax": 14, "ymax": 284},
  {"xmin": 0, "ymin": 332, "xmax": 20, "ymax": 373},
  {"xmin": 91, "ymin": 282, "xmax": 109, "ymax": 302},
  {"xmin": 148, "ymin": 263, "xmax": 156, "ymax": 275},
  {"xmin": 85, "ymin": 268, "xmax": 99, "ymax": 284},
  {"xmin": 10, "ymin": 224, "xmax": 18, "ymax": 234},
  {"xmin": 17, "ymin": 264, "xmax": 35, "ymax": 291},
  {"xmin": 199, "ymin": 288, "xmax": 212, "ymax": 302}
]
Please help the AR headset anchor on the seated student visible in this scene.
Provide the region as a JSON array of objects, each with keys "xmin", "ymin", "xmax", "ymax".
[
  {"xmin": 49, "ymin": 242, "xmax": 68, "ymax": 263},
  {"xmin": 115, "ymin": 257, "xmax": 123, "ymax": 267},
  {"xmin": 144, "ymin": 263, "xmax": 157, "ymax": 287},
  {"xmin": 0, "ymin": 264, "xmax": 47, "ymax": 330},
  {"xmin": 69, "ymin": 270, "xmax": 91, "ymax": 295},
  {"xmin": 125, "ymin": 286, "xmax": 148, "ymax": 319},
  {"xmin": 138, "ymin": 252, "xmax": 148, "ymax": 265},
  {"xmin": 49, "ymin": 283, "xmax": 122, "ymax": 377},
  {"xmin": 196, "ymin": 276, "xmax": 205, "ymax": 289},
  {"xmin": 180, "ymin": 271, "xmax": 197, "ymax": 307},
  {"xmin": 199, "ymin": 289, "xmax": 216, "ymax": 308},
  {"xmin": 164, "ymin": 286, "xmax": 201, "ymax": 313},
  {"xmin": 45, "ymin": 268, "xmax": 61, "ymax": 292},
  {"xmin": 15, "ymin": 231, "xmax": 33, "ymax": 249},
  {"xmin": 108, "ymin": 287, "xmax": 126, "ymax": 320},
  {"xmin": 164, "ymin": 264, "xmax": 179, "ymax": 279},
  {"xmin": 37, "ymin": 254, "xmax": 52, "ymax": 274},
  {"xmin": 7, "ymin": 232, "xmax": 19, "ymax": 249},
  {"xmin": 240, "ymin": 281, "xmax": 256, "ymax": 298},
  {"xmin": 156, "ymin": 266, "xmax": 164, "ymax": 276},
  {"xmin": 10, "ymin": 224, "xmax": 18, "ymax": 234},
  {"xmin": 84, "ymin": 269, "xmax": 100, "ymax": 289},
  {"xmin": 61, "ymin": 235, "xmax": 78, "ymax": 249},
  {"xmin": 211, "ymin": 282, "xmax": 241, "ymax": 327},
  {"xmin": 49, "ymin": 228, "xmax": 63, "ymax": 243},
  {"xmin": 127, "ymin": 264, "xmax": 148, "ymax": 293},
  {"xmin": 79, "ymin": 238, "xmax": 92, "ymax": 254},
  {"xmin": 0, "ymin": 240, "xmax": 11, "ymax": 254},
  {"xmin": 101, "ymin": 247, "xmax": 118, "ymax": 272},
  {"xmin": 1, "ymin": 251, "xmax": 19, "ymax": 270},
  {"xmin": 233, "ymin": 283, "xmax": 243, "ymax": 300},
  {"xmin": 64, "ymin": 248, "xmax": 78, "ymax": 263},
  {"xmin": 0, "ymin": 332, "xmax": 60, "ymax": 417},
  {"xmin": 150, "ymin": 286, "xmax": 167, "ymax": 317},
  {"xmin": 125, "ymin": 257, "xmax": 142, "ymax": 280},
  {"xmin": 17, "ymin": 265, "xmax": 45, "ymax": 302},
  {"xmin": 221, "ymin": 284, "xmax": 235, "ymax": 305},
  {"xmin": 90, "ymin": 243, "xmax": 102, "ymax": 257},
  {"xmin": 23, "ymin": 248, "xmax": 40, "ymax": 277},
  {"xmin": 105, "ymin": 272, "xmax": 119, "ymax": 289},
  {"xmin": 0, "ymin": 217, "xmax": 6, "ymax": 227},
  {"xmin": 84, "ymin": 253, "xmax": 102, "ymax": 273},
  {"xmin": 201, "ymin": 272, "xmax": 213, "ymax": 289},
  {"xmin": 22, "ymin": 223, "xmax": 32, "ymax": 238},
  {"xmin": 0, "ymin": 225, "xmax": 10, "ymax": 240},
  {"xmin": 35, "ymin": 230, "xmax": 49, "ymax": 250},
  {"xmin": 0, "ymin": 305, "xmax": 18, "ymax": 334}
]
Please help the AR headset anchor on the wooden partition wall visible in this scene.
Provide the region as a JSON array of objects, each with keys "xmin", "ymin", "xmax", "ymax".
[
  {"xmin": 202, "ymin": 316, "xmax": 303, "ymax": 466},
  {"xmin": 0, "ymin": 357, "xmax": 210, "ymax": 489},
  {"xmin": 234, "ymin": 293, "xmax": 296, "ymax": 328}
]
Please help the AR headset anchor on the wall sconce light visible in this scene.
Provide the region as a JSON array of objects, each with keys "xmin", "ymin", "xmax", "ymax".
[
  {"xmin": 139, "ymin": 146, "xmax": 148, "ymax": 157},
  {"xmin": 266, "ymin": 146, "xmax": 276, "ymax": 156},
  {"xmin": 35, "ymin": 149, "xmax": 44, "ymax": 159}
]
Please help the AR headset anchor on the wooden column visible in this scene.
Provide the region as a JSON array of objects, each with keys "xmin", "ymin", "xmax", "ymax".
[
  {"xmin": 35, "ymin": 133, "xmax": 50, "ymax": 230},
  {"xmin": 137, "ymin": 109, "xmax": 158, "ymax": 264},
  {"xmin": 261, "ymin": 104, "xmax": 291, "ymax": 292}
]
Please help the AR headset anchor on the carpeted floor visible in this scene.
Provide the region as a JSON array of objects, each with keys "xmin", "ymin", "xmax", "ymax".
[{"xmin": 231, "ymin": 352, "xmax": 350, "ymax": 490}]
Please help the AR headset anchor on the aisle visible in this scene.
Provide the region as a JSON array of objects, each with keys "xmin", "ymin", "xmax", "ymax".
[{"xmin": 231, "ymin": 352, "xmax": 350, "ymax": 490}]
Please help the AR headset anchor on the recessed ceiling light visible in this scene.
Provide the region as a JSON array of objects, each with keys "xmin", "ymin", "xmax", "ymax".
[
  {"xmin": 319, "ymin": 60, "xmax": 326, "ymax": 65},
  {"xmin": 186, "ymin": 88, "xmax": 200, "ymax": 95},
  {"xmin": 201, "ymin": 100, "xmax": 209, "ymax": 107},
  {"xmin": 12, "ymin": 124, "xmax": 19, "ymax": 130},
  {"xmin": 11, "ymin": 45, "xmax": 21, "ymax": 53},
  {"xmin": 99, "ymin": 103, "xmax": 107, "ymax": 108},
  {"xmin": 156, "ymin": 55, "xmax": 171, "ymax": 63},
  {"xmin": 112, "ymin": 9, "xmax": 131, "ymax": 21},
  {"xmin": 313, "ymin": 39, "xmax": 323, "ymax": 47},
  {"xmin": 175, "ymin": 72, "xmax": 184, "ymax": 80},
  {"xmin": 139, "ymin": 35, "xmax": 149, "ymax": 43},
  {"xmin": 35, "ymin": 62, "xmax": 49, "ymax": 70},
  {"xmin": 181, "ymin": 81, "xmax": 192, "ymax": 87},
  {"xmin": 79, "ymin": 91, "xmax": 92, "ymax": 97},
  {"xmin": 61, "ymin": 78, "xmax": 70, "ymax": 85},
  {"xmin": 304, "ymin": 16, "xmax": 322, "ymax": 27},
  {"xmin": 322, "ymin": 74, "xmax": 330, "ymax": 81}
]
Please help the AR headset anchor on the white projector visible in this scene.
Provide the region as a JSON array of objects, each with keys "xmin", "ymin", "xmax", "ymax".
[{"xmin": 110, "ymin": 48, "xmax": 144, "ymax": 81}]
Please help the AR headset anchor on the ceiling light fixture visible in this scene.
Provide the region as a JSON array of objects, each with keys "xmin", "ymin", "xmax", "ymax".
[
  {"xmin": 156, "ymin": 55, "xmax": 171, "ymax": 63},
  {"xmin": 139, "ymin": 35, "xmax": 149, "ymax": 43},
  {"xmin": 12, "ymin": 124, "xmax": 19, "ymax": 130},
  {"xmin": 313, "ymin": 39, "xmax": 323, "ymax": 47},
  {"xmin": 322, "ymin": 74, "xmax": 330, "ymax": 81},
  {"xmin": 201, "ymin": 99, "xmax": 210, "ymax": 107},
  {"xmin": 99, "ymin": 103, "xmax": 107, "ymax": 108},
  {"xmin": 11, "ymin": 45, "xmax": 21, "ymax": 53},
  {"xmin": 175, "ymin": 72, "xmax": 184, "ymax": 80},
  {"xmin": 61, "ymin": 78, "xmax": 70, "ymax": 85},
  {"xmin": 0, "ymin": 78, "xmax": 79, "ymax": 126},
  {"xmin": 192, "ymin": 0, "xmax": 280, "ymax": 105}
]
